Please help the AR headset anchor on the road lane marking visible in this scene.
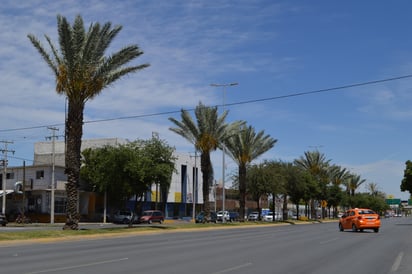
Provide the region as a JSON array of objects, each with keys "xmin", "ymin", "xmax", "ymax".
[
  {"xmin": 26, "ymin": 257, "xmax": 128, "ymax": 274},
  {"xmin": 390, "ymin": 252, "xmax": 403, "ymax": 272},
  {"xmin": 212, "ymin": 262, "xmax": 253, "ymax": 273},
  {"xmin": 319, "ymin": 238, "xmax": 339, "ymax": 245}
]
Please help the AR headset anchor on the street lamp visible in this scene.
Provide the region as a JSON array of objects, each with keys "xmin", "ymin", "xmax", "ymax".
[{"xmin": 210, "ymin": 82, "xmax": 238, "ymax": 221}]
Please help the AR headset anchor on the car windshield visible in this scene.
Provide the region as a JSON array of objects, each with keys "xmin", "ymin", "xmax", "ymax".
[
  {"xmin": 359, "ymin": 210, "xmax": 375, "ymax": 214},
  {"xmin": 142, "ymin": 211, "xmax": 153, "ymax": 216}
]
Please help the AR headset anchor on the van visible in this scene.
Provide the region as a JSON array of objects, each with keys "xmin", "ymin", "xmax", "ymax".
[{"xmin": 139, "ymin": 210, "xmax": 164, "ymax": 224}]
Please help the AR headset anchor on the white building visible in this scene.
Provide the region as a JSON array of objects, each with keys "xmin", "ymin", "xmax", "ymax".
[{"xmin": 0, "ymin": 138, "xmax": 203, "ymax": 222}]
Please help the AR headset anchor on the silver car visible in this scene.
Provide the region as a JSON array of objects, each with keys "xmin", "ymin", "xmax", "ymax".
[{"xmin": 112, "ymin": 210, "xmax": 138, "ymax": 224}]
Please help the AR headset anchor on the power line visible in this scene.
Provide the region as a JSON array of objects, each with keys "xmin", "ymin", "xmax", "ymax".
[{"xmin": 1, "ymin": 73, "xmax": 412, "ymax": 134}]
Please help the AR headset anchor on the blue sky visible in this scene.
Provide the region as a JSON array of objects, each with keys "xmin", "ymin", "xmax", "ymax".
[{"xmin": 1, "ymin": 0, "xmax": 412, "ymax": 199}]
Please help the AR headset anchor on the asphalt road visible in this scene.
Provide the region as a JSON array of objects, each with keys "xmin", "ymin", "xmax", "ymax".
[{"xmin": 0, "ymin": 218, "xmax": 411, "ymax": 274}]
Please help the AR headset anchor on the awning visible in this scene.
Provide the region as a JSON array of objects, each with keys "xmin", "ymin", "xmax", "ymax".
[{"xmin": 0, "ymin": 190, "xmax": 14, "ymax": 197}]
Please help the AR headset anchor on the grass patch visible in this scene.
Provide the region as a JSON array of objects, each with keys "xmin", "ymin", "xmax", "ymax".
[
  {"xmin": 0, "ymin": 225, "xmax": 178, "ymax": 242},
  {"xmin": 0, "ymin": 220, "xmax": 306, "ymax": 243}
]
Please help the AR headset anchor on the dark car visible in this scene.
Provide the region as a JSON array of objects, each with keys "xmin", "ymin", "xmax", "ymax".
[
  {"xmin": 229, "ymin": 212, "xmax": 240, "ymax": 222},
  {"xmin": 112, "ymin": 210, "xmax": 138, "ymax": 224},
  {"xmin": 195, "ymin": 211, "xmax": 217, "ymax": 223},
  {"xmin": 139, "ymin": 210, "xmax": 164, "ymax": 224},
  {"xmin": 0, "ymin": 214, "xmax": 7, "ymax": 226}
]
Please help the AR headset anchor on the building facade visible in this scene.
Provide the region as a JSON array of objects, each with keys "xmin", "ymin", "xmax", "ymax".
[{"xmin": 0, "ymin": 138, "xmax": 204, "ymax": 222}]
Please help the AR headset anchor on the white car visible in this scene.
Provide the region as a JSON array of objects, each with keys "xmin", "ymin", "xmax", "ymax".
[
  {"xmin": 248, "ymin": 212, "xmax": 259, "ymax": 221},
  {"xmin": 216, "ymin": 210, "xmax": 230, "ymax": 222},
  {"xmin": 262, "ymin": 212, "xmax": 274, "ymax": 222}
]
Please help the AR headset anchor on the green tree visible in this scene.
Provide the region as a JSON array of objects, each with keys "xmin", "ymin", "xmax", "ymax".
[
  {"xmin": 349, "ymin": 193, "xmax": 389, "ymax": 213},
  {"xmin": 136, "ymin": 137, "xmax": 176, "ymax": 212},
  {"xmin": 28, "ymin": 15, "xmax": 149, "ymax": 229},
  {"xmin": 81, "ymin": 138, "xmax": 176, "ymax": 214},
  {"xmin": 282, "ymin": 162, "xmax": 309, "ymax": 220},
  {"xmin": 327, "ymin": 165, "xmax": 350, "ymax": 217},
  {"xmin": 169, "ymin": 102, "xmax": 243, "ymax": 219},
  {"xmin": 224, "ymin": 125, "xmax": 277, "ymax": 221},
  {"xmin": 81, "ymin": 145, "xmax": 141, "ymax": 209},
  {"xmin": 401, "ymin": 160, "xmax": 412, "ymax": 195},
  {"xmin": 246, "ymin": 164, "xmax": 270, "ymax": 219}
]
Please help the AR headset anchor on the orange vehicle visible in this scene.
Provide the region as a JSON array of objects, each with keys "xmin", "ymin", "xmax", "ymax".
[{"xmin": 339, "ymin": 208, "xmax": 380, "ymax": 233}]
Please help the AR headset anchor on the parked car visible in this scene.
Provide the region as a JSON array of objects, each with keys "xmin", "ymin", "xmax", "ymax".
[
  {"xmin": 216, "ymin": 210, "xmax": 230, "ymax": 222},
  {"xmin": 248, "ymin": 211, "xmax": 259, "ymax": 221},
  {"xmin": 262, "ymin": 212, "xmax": 274, "ymax": 222},
  {"xmin": 139, "ymin": 210, "xmax": 165, "ymax": 224},
  {"xmin": 229, "ymin": 212, "xmax": 240, "ymax": 222},
  {"xmin": 0, "ymin": 214, "xmax": 7, "ymax": 226},
  {"xmin": 112, "ymin": 210, "xmax": 138, "ymax": 224},
  {"xmin": 339, "ymin": 208, "xmax": 380, "ymax": 233},
  {"xmin": 195, "ymin": 211, "xmax": 217, "ymax": 223}
]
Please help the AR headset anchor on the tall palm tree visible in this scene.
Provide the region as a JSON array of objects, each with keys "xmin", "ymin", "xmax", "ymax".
[
  {"xmin": 224, "ymin": 125, "xmax": 277, "ymax": 221},
  {"xmin": 28, "ymin": 15, "xmax": 149, "ymax": 229},
  {"xmin": 169, "ymin": 102, "xmax": 243, "ymax": 219}
]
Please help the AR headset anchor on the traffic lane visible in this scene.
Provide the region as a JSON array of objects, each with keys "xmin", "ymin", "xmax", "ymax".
[{"xmin": 0, "ymin": 218, "xmax": 411, "ymax": 273}]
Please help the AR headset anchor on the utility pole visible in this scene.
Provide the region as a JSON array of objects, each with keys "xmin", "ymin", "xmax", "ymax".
[
  {"xmin": 190, "ymin": 151, "xmax": 200, "ymax": 222},
  {"xmin": 46, "ymin": 127, "xmax": 59, "ymax": 224},
  {"xmin": 210, "ymin": 82, "xmax": 238, "ymax": 222},
  {"xmin": 0, "ymin": 140, "xmax": 14, "ymax": 215}
]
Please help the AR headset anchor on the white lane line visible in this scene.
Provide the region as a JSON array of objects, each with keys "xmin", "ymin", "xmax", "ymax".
[
  {"xmin": 26, "ymin": 257, "xmax": 128, "ymax": 274},
  {"xmin": 212, "ymin": 262, "xmax": 253, "ymax": 274},
  {"xmin": 320, "ymin": 238, "xmax": 339, "ymax": 245},
  {"xmin": 390, "ymin": 252, "xmax": 403, "ymax": 272}
]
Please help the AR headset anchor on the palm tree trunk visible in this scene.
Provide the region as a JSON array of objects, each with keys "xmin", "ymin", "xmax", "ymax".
[
  {"xmin": 239, "ymin": 164, "xmax": 247, "ymax": 221},
  {"xmin": 201, "ymin": 153, "xmax": 211, "ymax": 219},
  {"xmin": 63, "ymin": 101, "xmax": 84, "ymax": 230},
  {"xmin": 282, "ymin": 194, "xmax": 288, "ymax": 221}
]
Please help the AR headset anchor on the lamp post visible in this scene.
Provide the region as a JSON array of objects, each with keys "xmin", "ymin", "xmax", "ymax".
[
  {"xmin": 210, "ymin": 82, "xmax": 238, "ymax": 221},
  {"xmin": 49, "ymin": 127, "xmax": 59, "ymax": 224}
]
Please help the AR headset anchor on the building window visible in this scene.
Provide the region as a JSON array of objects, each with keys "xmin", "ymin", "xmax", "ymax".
[
  {"xmin": 6, "ymin": 172, "xmax": 14, "ymax": 179},
  {"xmin": 36, "ymin": 170, "xmax": 44, "ymax": 179},
  {"xmin": 55, "ymin": 197, "xmax": 67, "ymax": 214}
]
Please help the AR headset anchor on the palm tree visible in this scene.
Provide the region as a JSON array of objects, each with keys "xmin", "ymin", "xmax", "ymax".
[
  {"xmin": 294, "ymin": 150, "xmax": 330, "ymax": 218},
  {"xmin": 346, "ymin": 174, "xmax": 366, "ymax": 196},
  {"xmin": 28, "ymin": 15, "xmax": 149, "ymax": 229},
  {"xmin": 366, "ymin": 182, "xmax": 379, "ymax": 196},
  {"xmin": 328, "ymin": 165, "xmax": 350, "ymax": 217},
  {"xmin": 224, "ymin": 125, "xmax": 277, "ymax": 221},
  {"xmin": 169, "ymin": 102, "xmax": 243, "ymax": 220}
]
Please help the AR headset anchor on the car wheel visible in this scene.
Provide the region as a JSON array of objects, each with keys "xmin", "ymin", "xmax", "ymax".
[
  {"xmin": 352, "ymin": 223, "xmax": 358, "ymax": 232},
  {"xmin": 159, "ymin": 219, "xmax": 163, "ymax": 224},
  {"xmin": 148, "ymin": 219, "xmax": 152, "ymax": 224},
  {"xmin": 123, "ymin": 218, "xmax": 129, "ymax": 224},
  {"xmin": 374, "ymin": 228, "xmax": 379, "ymax": 233},
  {"xmin": 339, "ymin": 223, "xmax": 343, "ymax": 232}
]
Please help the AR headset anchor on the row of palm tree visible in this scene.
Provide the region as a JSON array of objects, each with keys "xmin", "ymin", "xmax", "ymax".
[
  {"xmin": 243, "ymin": 151, "xmax": 383, "ymax": 219},
  {"xmin": 28, "ymin": 14, "xmax": 276, "ymax": 228},
  {"xmin": 27, "ymin": 14, "xmax": 381, "ymax": 229},
  {"xmin": 169, "ymin": 103, "xmax": 277, "ymax": 221}
]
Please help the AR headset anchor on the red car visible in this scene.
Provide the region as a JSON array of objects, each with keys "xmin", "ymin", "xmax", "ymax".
[
  {"xmin": 139, "ymin": 210, "xmax": 164, "ymax": 224},
  {"xmin": 339, "ymin": 208, "xmax": 380, "ymax": 233}
]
